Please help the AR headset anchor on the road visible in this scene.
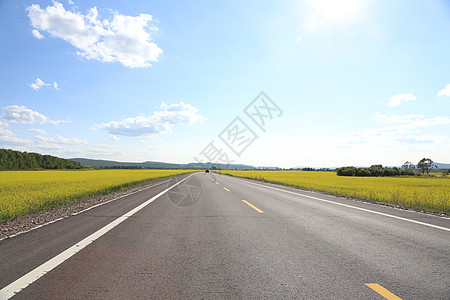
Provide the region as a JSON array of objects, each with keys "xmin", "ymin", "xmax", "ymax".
[{"xmin": 0, "ymin": 172, "xmax": 449, "ymax": 299}]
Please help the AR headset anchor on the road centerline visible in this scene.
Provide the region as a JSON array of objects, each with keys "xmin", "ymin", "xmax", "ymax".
[
  {"xmin": 242, "ymin": 200, "xmax": 264, "ymax": 213},
  {"xmin": 365, "ymin": 283, "xmax": 402, "ymax": 300},
  {"xmin": 223, "ymin": 187, "xmax": 230, "ymax": 192}
]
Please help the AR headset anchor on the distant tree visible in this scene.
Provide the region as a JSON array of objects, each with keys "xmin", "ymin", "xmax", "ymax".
[
  {"xmin": 337, "ymin": 166, "xmax": 357, "ymax": 176},
  {"xmin": 402, "ymin": 161, "xmax": 415, "ymax": 170},
  {"xmin": 442, "ymin": 169, "xmax": 449, "ymax": 177},
  {"xmin": 417, "ymin": 158, "xmax": 437, "ymax": 174},
  {"xmin": 383, "ymin": 167, "xmax": 400, "ymax": 176},
  {"xmin": 302, "ymin": 167, "xmax": 316, "ymax": 171},
  {"xmin": 399, "ymin": 168, "xmax": 415, "ymax": 176},
  {"xmin": 337, "ymin": 165, "xmax": 415, "ymax": 177},
  {"xmin": 0, "ymin": 148, "xmax": 82, "ymax": 170},
  {"xmin": 369, "ymin": 164, "xmax": 383, "ymax": 176},
  {"xmin": 355, "ymin": 168, "xmax": 371, "ymax": 176}
]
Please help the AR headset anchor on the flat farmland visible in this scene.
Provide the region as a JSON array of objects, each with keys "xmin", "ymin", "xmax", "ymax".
[
  {"xmin": 0, "ymin": 169, "xmax": 193, "ymax": 222},
  {"xmin": 217, "ymin": 170, "xmax": 450, "ymax": 214}
]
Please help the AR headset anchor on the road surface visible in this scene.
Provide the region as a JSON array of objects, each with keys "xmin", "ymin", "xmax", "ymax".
[{"xmin": 0, "ymin": 172, "xmax": 449, "ymax": 299}]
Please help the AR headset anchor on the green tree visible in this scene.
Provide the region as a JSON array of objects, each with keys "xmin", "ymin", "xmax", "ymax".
[
  {"xmin": 369, "ymin": 164, "xmax": 383, "ymax": 176},
  {"xmin": 402, "ymin": 161, "xmax": 415, "ymax": 169},
  {"xmin": 417, "ymin": 158, "xmax": 436, "ymax": 175},
  {"xmin": 0, "ymin": 148, "xmax": 82, "ymax": 170},
  {"xmin": 336, "ymin": 166, "xmax": 357, "ymax": 176}
]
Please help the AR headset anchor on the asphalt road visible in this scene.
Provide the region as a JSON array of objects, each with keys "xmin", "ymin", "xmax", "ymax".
[{"xmin": 0, "ymin": 172, "xmax": 449, "ymax": 299}]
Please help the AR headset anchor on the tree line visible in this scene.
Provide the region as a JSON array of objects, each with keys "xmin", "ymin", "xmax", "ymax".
[
  {"xmin": 0, "ymin": 148, "xmax": 82, "ymax": 170},
  {"xmin": 337, "ymin": 158, "xmax": 439, "ymax": 177},
  {"xmin": 99, "ymin": 166, "xmax": 183, "ymax": 170}
]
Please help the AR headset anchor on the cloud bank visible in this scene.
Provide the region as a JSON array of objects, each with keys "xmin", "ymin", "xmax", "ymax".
[
  {"xmin": 437, "ymin": 84, "xmax": 450, "ymax": 97},
  {"xmin": 387, "ymin": 93, "xmax": 415, "ymax": 107},
  {"xmin": 29, "ymin": 78, "xmax": 58, "ymax": 91},
  {"xmin": 27, "ymin": 2, "xmax": 163, "ymax": 68},
  {"xmin": 2, "ymin": 105, "xmax": 68, "ymax": 125},
  {"xmin": 342, "ymin": 112, "xmax": 450, "ymax": 147},
  {"xmin": 98, "ymin": 102, "xmax": 206, "ymax": 137}
]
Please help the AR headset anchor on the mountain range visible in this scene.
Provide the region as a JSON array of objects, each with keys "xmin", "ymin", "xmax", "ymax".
[{"xmin": 69, "ymin": 158, "xmax": 255, "ymax": 170}]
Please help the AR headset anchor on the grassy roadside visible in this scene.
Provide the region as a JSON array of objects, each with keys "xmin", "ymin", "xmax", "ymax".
[
  {"xmin": 216, "ymin": 170, "xmax": 449, "ymax": 215},
  {"xmin": 0, "ymin": 169, "xmax": 194, "ymax": 222}
]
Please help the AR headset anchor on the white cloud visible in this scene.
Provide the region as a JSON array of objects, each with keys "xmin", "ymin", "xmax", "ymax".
[
  {"xmin": 32, "ymin": 29, "xmax": 44, "ymax": 39},
  {"xmin": 1, "ymin": 146, "xmax": 30, "ymax": 152},
  {"xmin": 35, "ymin": 135, "xmax": 88, "ymax": 145},
  {"xmin": 34, "ymin": 143, "xmax": 66, "ymax": 151},
  {"xmin": 157, "ymin": 102, "xmax": 206, "ymax": 125},
  {"xmin": 0, "ymin": 121, "xmax": 8, "ymax": 127},
  {"xmin": 342, "ymin": 113, "xmax": 450, "ymax": 148},
  {"xmin": 30, "ymin": 83, "xmax": 38, "ymax": 91},
  {"xmin": 98, "ymin": 144, "xmax": 114, "ymax": 148},
  {"xmin": 48, "ymin": 119, "xmax": 70, "ymax": 125},
  {"xmin": 2, "ymin": 105, "xmax": 67, "ymax": 125},
  {"xmin": 29, "ymin": 78, "xmax": 58, "ymax": 91},
  {"xmin": 387, "ymin": 93, "xmax": 416, "ymax": 107},
  {"xmin": 437, "ymin": 84, "xmax": 450, "ymax": 97},
  {"xmin": 0, "ymin": 130, "xmax": 90, "ymax": 156},
  {"xmin": 0, "ymin": 127, "xmax": 32, "ymax": 145},
  {"xmin": 374, "ymin": 112, "xmax": 423, "ymax": 124},
  {"xmin": 27, "ymin": 2, "xmax": 163, "ymax": 68},
  {"xmin": 106, "ymin": 134, "xmax": 119, "ymax": 141},
  {"xmin": 394, "ymin": 135, "xmax": 446, "ymax": 144},
  {"xmin": 98, "ymin": 102, "xmax": 206, "ymax": 137},
  {"xmin": 3, "ymin": 105, "xmax": 48, "ymax": 124},
  {"xmin": 30, "ymin": 128, "xmax": 46, "ymax": 135},
  {"xmin": 30, "ymin": 78, "xmax": 49, "ymax": 91},
  {"xmin": 374, "ymin": 113, "xmax": 450, "ymax": 130},
  {"xmin": 0, "ymin": 127, "xmax": 15, "ymax": 138}
]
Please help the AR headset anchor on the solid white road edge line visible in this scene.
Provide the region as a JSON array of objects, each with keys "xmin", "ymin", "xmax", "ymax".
[
  {"xmin": 226, "ymin": 175, "xmax": 450, "ymax": 232},
  {"xmin": 0, "ymin": 173, "xmax": 195, "ymax": 300}
]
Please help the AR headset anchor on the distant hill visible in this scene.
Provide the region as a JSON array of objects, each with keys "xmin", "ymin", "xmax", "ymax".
[
  {"xmin": 435, "ymin": 163, "xmax": 450, "ymax": 169},
  {"xmin": 188, "ymin": 162, "xmax": 255, "ymax": 170},
  {"xmin": 70, "ymin": 158, "xmax": 186, "ymax": 169},
  {"xmin": 69, "ymin": 158, "xmax": 255, "ymax": 170}
]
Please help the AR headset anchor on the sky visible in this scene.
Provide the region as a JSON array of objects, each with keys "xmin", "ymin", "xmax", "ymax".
[{"xmin": 0, "ymin": 0, "xmax": 449, "ymax": 168}]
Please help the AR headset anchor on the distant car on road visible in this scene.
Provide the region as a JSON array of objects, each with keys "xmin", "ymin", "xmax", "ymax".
[{"xmin": 205, "ymin": 169, "xmax": 209, "ymax": 173}]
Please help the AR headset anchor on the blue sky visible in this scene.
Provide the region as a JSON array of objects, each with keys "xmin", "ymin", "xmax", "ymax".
[{"xmin": 1, "ymin": 0, "xmax": 449, "ymax": 168}]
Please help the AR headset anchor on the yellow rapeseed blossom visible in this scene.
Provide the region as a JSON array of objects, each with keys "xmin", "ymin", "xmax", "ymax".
[
  {"xmin": 217, "ymin": 170, "xmax": 449, "ymax": 214},
  {"xmin": 0, "ymin": 169, "xmax": 193, "ymax": 222}
]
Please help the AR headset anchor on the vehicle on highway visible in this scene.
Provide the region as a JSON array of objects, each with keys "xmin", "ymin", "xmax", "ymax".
[{"xmin": 205, "ymin": 169, "xmax": 209, "ymax": 173}]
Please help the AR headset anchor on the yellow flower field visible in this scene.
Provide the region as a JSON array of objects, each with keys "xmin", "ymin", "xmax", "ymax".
[
  {"xmin": 217, "ymin": 170, "xmax": 450, "ymax": 214},
  {"xmin": 0, "ymin": 169, "xmax": 193, "ymax": 222}
]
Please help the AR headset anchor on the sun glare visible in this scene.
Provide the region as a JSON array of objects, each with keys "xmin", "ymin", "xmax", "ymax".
[{"xmin": 303, "ymin": 0, "xmax": 367, "ymax": 32}]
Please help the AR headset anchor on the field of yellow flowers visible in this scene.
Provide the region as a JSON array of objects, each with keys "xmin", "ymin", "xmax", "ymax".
[
  {"xmin": 217, "ymin": 170, "xmax": 449, "ymax": 214},
  {"xmin": 0, "ymin": 169, "xmax": 192, "ymax": 222}
]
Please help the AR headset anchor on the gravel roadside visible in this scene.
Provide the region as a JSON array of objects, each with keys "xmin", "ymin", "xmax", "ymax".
[{"xmin": 0, "ymin": 176, "xmax": 178, "ymax": 240}]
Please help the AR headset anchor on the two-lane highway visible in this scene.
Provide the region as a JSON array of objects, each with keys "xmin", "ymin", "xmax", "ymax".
[{"xmin": 1, "ymin": 172, "xmax": 449, "ymax": 299}]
